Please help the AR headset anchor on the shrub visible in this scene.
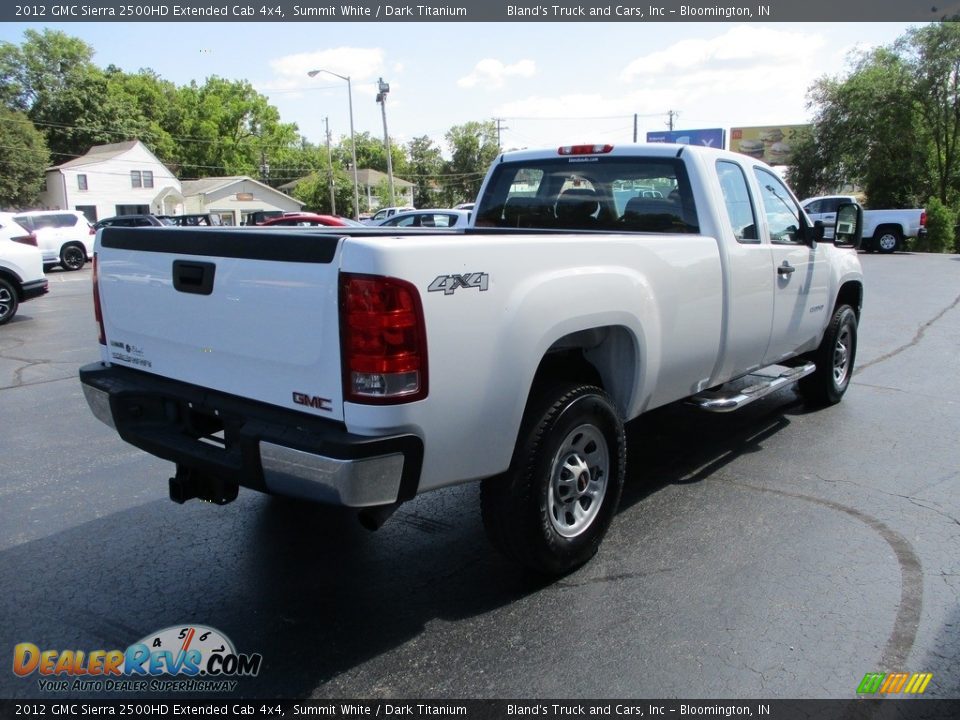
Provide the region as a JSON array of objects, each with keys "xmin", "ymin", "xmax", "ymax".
[{"xmin": 914, "ymin": 197, "xmax": 957, "ymax": 253}]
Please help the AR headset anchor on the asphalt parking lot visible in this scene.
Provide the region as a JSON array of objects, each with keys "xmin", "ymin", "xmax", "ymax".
[{"xmin": 0, "ymin": 253, "xmax": 958, "ymax": 700}]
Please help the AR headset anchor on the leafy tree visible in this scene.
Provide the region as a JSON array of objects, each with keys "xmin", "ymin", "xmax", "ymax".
[
  {"xmin": 289, "ymin": 168, "xmax": 356, "ymax": 217},
  {"xmin": 407, "ymin": 135, "xmax": 444, "ymax": 207},
  {"xmin": 899, "ymin": 23, "xmax": 960, "ymax": 204},
  {"xmin": 790, "ymin": 47, "xmax": 927, "ymax": 206},
  {"xmin": 0, "ymin": 107, "xmax": 49, "ymax": 208},
  {"xmin": 444, "ymin": 120, "xmax": 499, "ymax": 204}
]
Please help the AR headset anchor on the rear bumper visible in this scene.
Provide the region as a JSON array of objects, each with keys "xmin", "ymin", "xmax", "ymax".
[
  {"xmin": 79, "ymin": 363, "xmax": 423, "ymax": 507},
  {"xmin": 21, "ymin": 278, "xmax": 49, "ymax": 301}
]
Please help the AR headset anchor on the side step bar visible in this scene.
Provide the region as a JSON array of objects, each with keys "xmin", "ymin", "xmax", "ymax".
[{"xmin": 687, "ymin": 362, "xmax": 816, "ymax": 413}]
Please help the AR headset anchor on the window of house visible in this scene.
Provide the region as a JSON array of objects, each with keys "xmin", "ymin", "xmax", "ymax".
[
  {"xmin": 77, "ymin": 174, "xmax": 88, "ymax": 191},
  {"xmin": 131, "ymin": 171, "xmax": 142, "ymax": 188},
  {"xmin": 143, "ymin": 171, "xmax": 154, "ymax": 189}
]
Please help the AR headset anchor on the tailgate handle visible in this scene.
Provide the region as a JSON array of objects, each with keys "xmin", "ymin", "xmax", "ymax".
[{"xmin": 173, "ymin": 260, "xmax": 215, "ymax": 295}]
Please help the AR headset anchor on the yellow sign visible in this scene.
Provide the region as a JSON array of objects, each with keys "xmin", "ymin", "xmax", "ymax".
[{"xmin": 729, "ymin": 125, "xmax": 811, "ymax": 165}]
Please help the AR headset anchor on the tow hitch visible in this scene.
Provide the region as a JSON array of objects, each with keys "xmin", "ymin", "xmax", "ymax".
[{"xmin": 169, "ymin": 465, "xmax": 239, "ymax": 505}]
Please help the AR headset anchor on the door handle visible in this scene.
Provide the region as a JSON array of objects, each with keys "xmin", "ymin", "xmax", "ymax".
[{"xmin": 777, "ymin": 261, "xmax": 796, "ymax": 276}]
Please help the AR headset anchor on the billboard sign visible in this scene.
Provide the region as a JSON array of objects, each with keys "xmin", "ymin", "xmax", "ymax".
[
  {"xmin": 646, "ymin": 128, "xmax": 725, "ymax": 148},
  {"xmin": 729, "ymin": 125, "xmax": 811, "ymax": 165}
]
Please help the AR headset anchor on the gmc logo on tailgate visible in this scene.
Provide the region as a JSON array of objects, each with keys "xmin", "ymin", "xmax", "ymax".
[{"xmin": 292, "ymin": 392, "xmax": 332, "ymax": 412}]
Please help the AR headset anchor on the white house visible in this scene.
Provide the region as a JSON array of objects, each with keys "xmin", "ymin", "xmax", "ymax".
[
  {"xmin": 39, "ymin": 140, "xmax": 183, "ymax": 222},
  {"xmin": 180, "ymin": 177, "xmax": 303, "ymax": 226}
]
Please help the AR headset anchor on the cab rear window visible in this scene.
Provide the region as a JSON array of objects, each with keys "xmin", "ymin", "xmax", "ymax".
[{"xmin": 475, "ymin": 157, "xmax": 698, "ymax": 233}]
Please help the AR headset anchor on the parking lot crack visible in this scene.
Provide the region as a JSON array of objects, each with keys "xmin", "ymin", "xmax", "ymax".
[
  {"xmin": 857, "ymin": 290, "xmax": 960, "ymax": 373},
  {"xmin": 813, "ymin": 474, "xmax": 960, "ymax": 527}
]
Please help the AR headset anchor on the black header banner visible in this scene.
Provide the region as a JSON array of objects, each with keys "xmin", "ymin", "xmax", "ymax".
[
  {"xmin": 3, "ymin": 700, "xmax": 960, "ymax": 720},
  {"xmin": 2, "ymin": 0, "xmax": 958, "ymax": 23}
]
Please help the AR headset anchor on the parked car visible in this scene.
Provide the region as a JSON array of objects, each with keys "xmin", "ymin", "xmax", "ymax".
[
  {"xmin": 802, "ymin": 195, "xmax": 926, "ymax": 253},
  {"xmin": 258, "ymin": 213, "xmax": 353, "ymax": 227},
  {"xmin": 0, "ymin": 212, "xmax": 48, "ymax": 325},
  {"xmin": 13, "ymin": 210, "xmax": 94, "ymax": 271},
  {"xmin": 376, "ymin": 209, "xmax": 472, "ymax": 228},
  {"xmin": 93, "ymin": 215, "xmax": 175, "ymax": 230},
  {"xmin": 361, "ymin": 206, "xmax": 415, "ymax": 225},
  {"xmin": 162, "ymin": 214, "xmax": 222, "ymax": 227},
  {"xmin": 243, "ymin": 210, "xmax": 285, "ymax": 226}
]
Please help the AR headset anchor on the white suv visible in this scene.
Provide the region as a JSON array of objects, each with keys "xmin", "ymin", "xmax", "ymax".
[
  {"xmin": 0, "ymin": 212, "xmax": 48, "ymax": 325},
  {"xmin": 13, "ymin": 210, "xmax": 94, "ymax": 271}
]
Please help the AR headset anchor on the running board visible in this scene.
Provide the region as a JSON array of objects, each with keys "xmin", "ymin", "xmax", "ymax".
[{"xmin": 687, "ymin": 362, "xmax": 816, "ymax": 413}]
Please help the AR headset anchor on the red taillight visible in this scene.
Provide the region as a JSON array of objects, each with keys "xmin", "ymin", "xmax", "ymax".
[
  {"xmin": 339, "ymin": 273, "xmax": 428, "ymax": 404},
  {"xmin": 558, "ymin": 144, "xmax": 614, "ymax": 156},
  {"xmin": 92, "ymin": 255, "xmax": 105, "ymax": 346},
  {"xmin": 11, "ymin": 233, "xmax": 37, "ymax": 247},
  {"xmin": 920, "ymin": 210, "xmax": 927, "ymax": 227}
]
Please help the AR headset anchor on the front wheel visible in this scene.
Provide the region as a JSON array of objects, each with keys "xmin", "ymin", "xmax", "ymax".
[
  {"xmin": 60, "ymin": 243, "xmax": 86, "ymax": 271},
  {"xmin": 799, "ymin": 304, "xmax": 858, "ymax": 406},
  {"xmin": 481, "ymin": 384, "xmax": 626, "ymax": 575},
  {"xmin": 0, "ymin": 278, "xmax": 20, "ymax": 326}
]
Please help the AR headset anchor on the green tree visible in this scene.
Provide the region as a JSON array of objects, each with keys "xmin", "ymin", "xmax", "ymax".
[
  {"xmin": 0, "ymin": 107, "xmax": 49, "ymax": 208},
  {"xmin": 444, "ymin": 120, "xmax": 499, "ymax": 204},
  {"xmin": 407, "ymin": 135, "xmax": 444, "ymax": 207},
  {"xmin": 899, "ymin": 23, "xmax": 960, "ymax": 204},
  {"xmin": 790, "ymin": 47, "xmax": 927, "ymax": 206}
]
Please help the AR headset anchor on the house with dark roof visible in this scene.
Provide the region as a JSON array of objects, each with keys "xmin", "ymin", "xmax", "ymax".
[
  {"xmin": 38, "ymin": 140, "xmax": 183, "ymax": 223},
  {"xmin": 181, "ymin": 176, "xmax": 303, "ymax": 226}
]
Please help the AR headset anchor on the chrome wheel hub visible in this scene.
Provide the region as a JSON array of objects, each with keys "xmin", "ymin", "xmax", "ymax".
[{"xmin": 547, "ymin": 424, "xmax": 609, "ymax": 538}]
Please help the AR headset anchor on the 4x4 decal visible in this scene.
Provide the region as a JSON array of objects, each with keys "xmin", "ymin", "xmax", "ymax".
[{"xmin": 428, "ymin": 273, "xmax": 489, "ymax": 295}]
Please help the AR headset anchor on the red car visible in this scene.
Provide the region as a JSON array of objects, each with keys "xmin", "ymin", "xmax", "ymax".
[{"xmin": 257, "ymin": 213, "xmax": 357, "ymax": 227}]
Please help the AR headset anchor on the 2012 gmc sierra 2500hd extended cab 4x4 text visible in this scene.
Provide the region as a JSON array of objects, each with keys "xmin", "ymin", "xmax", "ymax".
[{"xmin": 80, "ymin": 144, "xmax": 864, "ymax": 575}]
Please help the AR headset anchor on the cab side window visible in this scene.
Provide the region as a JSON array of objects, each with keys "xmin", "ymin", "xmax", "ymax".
[
  {"xmin": 716, "ymin": 161, "xmax": 759, "ymax": 243},
  {"xmin": 753, "ymin": 167, "xmax": 803, "ymax": 245}
]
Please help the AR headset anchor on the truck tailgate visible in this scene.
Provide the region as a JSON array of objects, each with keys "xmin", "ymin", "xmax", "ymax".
[{"xmin": 96, "ymin": 227, "xmax": 346, "ymax": 422}]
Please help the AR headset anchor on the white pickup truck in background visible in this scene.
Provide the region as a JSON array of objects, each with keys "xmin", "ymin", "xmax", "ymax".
[
  {"xmin": 802, "ymin": 194, "xmax": 926, "ymax": 253},
  {"xmin": 80, "ymin": 144, "xmax": 864, "ymax": 575}
]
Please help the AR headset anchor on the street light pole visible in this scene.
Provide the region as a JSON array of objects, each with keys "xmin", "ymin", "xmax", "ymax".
[
  {"xmin": 376, "ymin": 78, "xmax": 395, "ymax": 207},
  {"xmin": 308, "ymin": 68, "xmax": 361, "ymax": 220}
]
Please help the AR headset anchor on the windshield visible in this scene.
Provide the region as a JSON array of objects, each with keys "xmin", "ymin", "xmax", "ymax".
[{"xmin": 475, "ymin": 156, "xmax": 699, "ymax": 233}]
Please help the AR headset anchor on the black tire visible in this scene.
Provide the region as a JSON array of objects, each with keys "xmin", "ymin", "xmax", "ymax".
[
  {"xmin": 481, "ymin": 383, "xmax": 626, "ymax": 575},
  {"xmin": 874, "ymin": 226, "xmax": 901, "ymax": 254},
  {"xmin": 60, "ymin": 243, "xmax": 86, "ymax": 271},
  {"xmin": 0, "ymin": 277, "xmax": 19, "ymax": 326},
  {"xmin": 799, "ymin": 304, "xmax": 858, "ymax": 407}
]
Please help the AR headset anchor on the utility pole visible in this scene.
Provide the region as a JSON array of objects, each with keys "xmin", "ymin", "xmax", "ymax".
[
  {"xmin": 633, "ymin": 113, "xmax": 638, "ymax": 143},
  {"xmin": 324, "ymin": 116, "xmax": 336, "ymax": 215},
  {"xmin": 667, "ymin": 109, "xmax": 679, "ymax": 132},
  {"xmin": 376, "ymin": 78, "xmax": 395, "ymax": 207},
  {"xmin": 494, "ymin": 117, "xmax": 509, "ymax": 151}
]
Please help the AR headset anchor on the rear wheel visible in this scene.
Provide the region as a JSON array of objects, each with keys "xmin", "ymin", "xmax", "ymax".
[
  {"xmin": 481, "ymin": 383, "xmax": 626, "ymax": 575},
  {"xmin": 60, "ymin": 243, "xmax": 86, "ymax": 271},
  {"xmin": 799, "ymin": 304, "xmax": 858, "ymax": 406},
  {"xmin": 0, "ymin": 278, "xmax": 19, "ymax": 326},
  {"xmin": 875, "ymin": 226, "xmax": 901, "ymax": 254}
]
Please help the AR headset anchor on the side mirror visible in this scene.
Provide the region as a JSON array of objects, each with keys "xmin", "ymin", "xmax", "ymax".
[
  {"xmin": 834, "ymin": 202, "xmax": 863, "ymax": 249},
  {"xmin": 813, "ymin": 220, "xmax": 826, "ymax": 242}
]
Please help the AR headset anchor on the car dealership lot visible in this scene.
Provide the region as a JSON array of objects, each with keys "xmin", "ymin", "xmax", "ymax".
[{"xmin": 0, "ymin": 255, "xmax": 957, "ymax": 699}]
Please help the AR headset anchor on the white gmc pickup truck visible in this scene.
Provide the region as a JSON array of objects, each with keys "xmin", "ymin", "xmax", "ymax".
[{"xmin": 80, "ymin": 144, "xmax": 864, "ymax": 575}]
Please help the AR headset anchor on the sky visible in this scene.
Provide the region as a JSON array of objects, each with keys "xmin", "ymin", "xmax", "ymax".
[{"xmin": 0, "ymin": 21, "xmax": 926, "ymax": 156}]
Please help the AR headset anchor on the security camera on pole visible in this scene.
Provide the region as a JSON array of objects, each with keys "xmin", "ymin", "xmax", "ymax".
[{"xmin": 376, "ymin": 78, "xmax": 396, "ymax": 208}]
